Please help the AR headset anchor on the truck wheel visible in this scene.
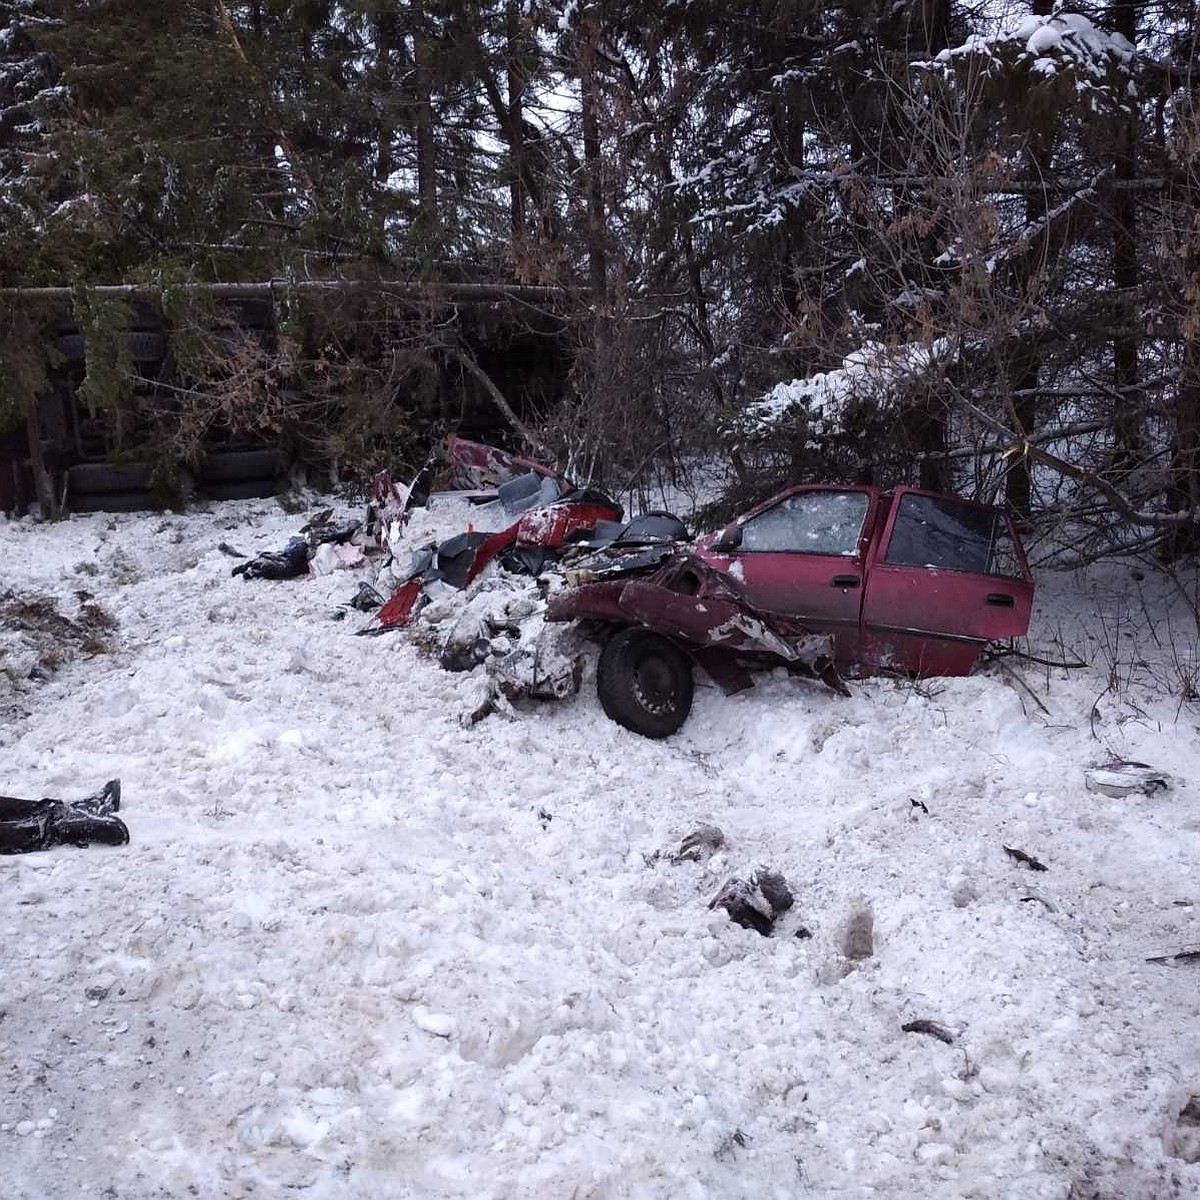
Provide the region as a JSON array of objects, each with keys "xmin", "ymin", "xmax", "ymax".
[
  {"xmin": 70, "ymin": 490, "xmax": 160, "ymax": 514},
  {"xmin": 198, "ymin": 448, "xmax": 281, "ymax": 483},
  {"xmin": 597, "ymin": 627, "xmax": 694, "ymax": 738},
  {"xmin": 68, "ymin": 462, "xmax": 154, "ymax": 495}
]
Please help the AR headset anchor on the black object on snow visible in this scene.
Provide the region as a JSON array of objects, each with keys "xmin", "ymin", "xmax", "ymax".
[
  {"xmin": 434, "ymin": 533, "xmax": 494, "ymax": 590},
  {"xmin": 310, "ymin": 520, "xmax": 361, "ymax": 547},
  {"xmin": 709, "ymin": 869, "xmax": 795, "ymax": 937},
  {"xmin": 300, "ymin": 507, "xmax": 335, "ymax": 532},
  {"xmin": 349, "ymin": 583, "xmax": 385, "ymax": 612},
  {"xmin": 232, "ymin": 536, "xmax": 309, "ymax": 581},
  {"xmin": 1003, "ymin": 845, "xmax": 1048, "ymax": 871},
  {"xmin": 498, "ymin": 545, "xmax": 552, "ymax": 577},
  {"xmin": 901, "ymin": 1019, "xmax": 955, "ymax": 1045},
  {"xmin": 756, "ymin": 870, "xmax": 795, "ymax": 916},
  {"xmin": 0, "ymin": 779, "xmax": 128, "ymax": 855},
  {"xmin": 1146, "ymin": 949, "xmax": 1200, "ymax": 966}
]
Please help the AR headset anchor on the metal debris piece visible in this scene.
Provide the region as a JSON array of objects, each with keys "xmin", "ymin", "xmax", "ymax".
[
  {"xmin": 349, "ymin": 583, "xmax": 385, "ymax": 612},
  {"xmin": 1146, "ymin": 949, "xmax": 1200, "ymax": 966},
  {"xmin": 756, "ymin": 870, "xmax": 795, "ymax": 915},
  {"xmin": 901, "ymin": 1019, "xmax": 955, "ymax": 1045},
  {"xmin": 1085, "ymin": 761, "xmax": 1171, "ymax": 798},
  {"xmin": 842, "ymin": 909, "xmax": 875, "ymax": 960},
  {"xmin": 1003, "ymin": 845, "xmax": 1048, "ymax": 871},
  {"xmin": 671, "ymin": 824, "xmax": 725, "ymax": 863},
  {"xmin": 710, "ymin": 868, "xmax": 795, "ymax": 937}
]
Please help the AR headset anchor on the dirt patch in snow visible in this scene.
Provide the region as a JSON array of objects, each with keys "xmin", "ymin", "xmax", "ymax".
[{"xmin": 0, "ymin": 592, "xmax": 117, "ymax": 695}]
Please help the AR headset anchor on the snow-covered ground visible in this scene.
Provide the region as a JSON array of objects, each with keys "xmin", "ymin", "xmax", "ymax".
[{"xmin": 2, "ymin": 497, "xmax": 1199, "ymax": 1200}]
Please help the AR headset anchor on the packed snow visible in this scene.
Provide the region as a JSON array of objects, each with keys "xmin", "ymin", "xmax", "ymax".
[
  {"xmin": 749, "ymin": 339, "xmax": 954, "ymax": 435},
  {"xmin": 2, "ymin": 496, "xmax": 1199, "ymax": 1199},
  {"xmin": 929, "ymin": 11, "xmax": 1134, "ymax": 79}
]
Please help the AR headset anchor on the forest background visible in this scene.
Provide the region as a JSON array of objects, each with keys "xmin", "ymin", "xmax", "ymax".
[{"xmin": 2, "ymin": 0, "xmax": 1200, "ymax": 563}]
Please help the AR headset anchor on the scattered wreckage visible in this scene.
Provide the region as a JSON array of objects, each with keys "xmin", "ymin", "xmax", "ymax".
[{"xmin": 236, "ymin": 436, "xmax": 1036, "ymax": 738}]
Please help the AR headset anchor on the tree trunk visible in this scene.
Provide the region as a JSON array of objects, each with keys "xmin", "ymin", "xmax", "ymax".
[
  {"xmin": 373, "ymin": 11, "xmax": 398, "ymax": 188},
  {"xmin": 25, "ymin": 395, "xmax": 56, "ymax": 519},
  {"xmin": 577, "ymin": 7, "xmax": 607, "ymax": 305},
  {"xmin": 1164, "ymin": 333, "xmax": 1200, "ymax": 558},
  {"xmin": 1110, "ymin": 1, "xmax": 1142, "ymax": 471},
  {"xmin": 505, "ymin": 0, "xmax": 526, "ymax": 245},
  {"xmin": 1006, "ymin": 139, "xmax": 1050, "ymax": 518},
  {"xmin": 904, "ymin": 0, "xmax": 952, "ymax": 490},
  {"xmin": 414, "ymin": 20, "xmax": 438, "ymax": 238}
]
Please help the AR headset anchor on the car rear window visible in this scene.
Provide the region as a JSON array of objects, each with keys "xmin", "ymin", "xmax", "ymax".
[
  {"xmin": 740, "ymin": 490, "xmax": 869, "ymax": 556},
  {"xmin": 884, "ymin": 494, "xmax": 1019, "ymax": 577}
]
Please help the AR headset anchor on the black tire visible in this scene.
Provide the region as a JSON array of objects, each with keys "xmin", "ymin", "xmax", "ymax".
[
  {"xmin": 68, "ymin": 462, "xmax": 154, "ymax": 495},
  {"xmin": 70, "ymin": 490, "xmax": 160, "ymax": 514},
  {"xmin": 596, "ymin": 627, "xmax": 694, "ymax": 738},
  {"xmin": 198, "ymin": 448, "xmax": 281, "ymax": 483},
  {"xmin": 57, "ymin": 333, "xmax": 86, "ymax": 364},
  {"xmin": 127, "ymin": 330, "xmax": 166, "ymax": 363},
  {"xmin": 197, "ymin": 478, "xmax": 279, "ymax": 502}
]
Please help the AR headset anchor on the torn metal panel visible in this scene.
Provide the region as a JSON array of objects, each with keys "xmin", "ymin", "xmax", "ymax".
[
  {"xmin": 546, "ymin": 552, "xmax": 841, "ymax": 691},
  {"xmin": 445, "ymin": 434, "xmax": 566, "ymax": 491},
  {"xmin": 378, "ymin": 577, "xmax": 426, "ymax": 627}
]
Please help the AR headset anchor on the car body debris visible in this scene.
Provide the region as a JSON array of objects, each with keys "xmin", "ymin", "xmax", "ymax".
[
  {"xmin": 671, "ymin": 824, "xmax": 726, "ymax": 864},
  {"xmin": 219, "ymin": 434, "xmax": 1036, "ymax": 737},
  {"xmin": 1003, "ymin": 845, "xmax": 1048, "ymax": 871},
  {"xmin": 1085, "ymin": 761, "xmax": 1171, "ymax": 798},
  {"xmin": 709, "ymin": 869, "xmax": 795, "ymax": 937},
  {"xmin": 901, "ymin": 1019, "xmax": 955, "ymax": 1045},
  {"xmin": 1146, "ymin": 949, "xmax": 1200, "ymax": 966}
]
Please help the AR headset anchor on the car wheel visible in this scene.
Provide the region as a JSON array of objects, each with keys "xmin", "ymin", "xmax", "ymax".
[{"xmin": 596, "ymin": 627, "xmax": 694, "ymax": 738}]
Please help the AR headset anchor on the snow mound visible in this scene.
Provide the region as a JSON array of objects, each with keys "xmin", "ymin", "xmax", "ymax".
[{"xmin": 0, "ymin": 500, "xmax": 1198, "ymax": 1199}]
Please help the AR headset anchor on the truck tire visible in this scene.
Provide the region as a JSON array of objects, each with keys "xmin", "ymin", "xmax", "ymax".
[
  {"xmin": 70, "ymin": 490, "xmax": 160, "ymax": 514},
  {"xmin": 126, "ymin": 330, "xmax": 166, "ymax": 363},
  {"xmin": 596, "ymin": 627, "xmax": 694, "ymax": 739},
  {"xmin": 57, "ymin": 331, "xmax": 163, "ymax": 365},
  {"xmin": 68, "ymin": 462, "xmax": 154, "ymax": 495},
  {"xmin": 57, "ymin": 333, "xmax": 86, "ymax": 364},
  {"xmin": 198, "ymin": 449, "xmax": 281, "ymax": 483},
  {"xmin": 197, "ymin": 478, "xmax": 278, "ymax": 502}
]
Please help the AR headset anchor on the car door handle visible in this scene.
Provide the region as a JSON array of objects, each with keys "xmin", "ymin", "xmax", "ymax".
[
  {"xmin": 831, "ymin": 574, "xmax": 861, "ymax": 588},
  {"xmin": 986, "ymin": 593, "xmax": 1015, "ymax": 607}
]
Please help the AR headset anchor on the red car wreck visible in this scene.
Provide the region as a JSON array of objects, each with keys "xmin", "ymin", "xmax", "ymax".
[{"xmin": 546, "ymin": 484, "xmax": 1034, "ymax": 737}]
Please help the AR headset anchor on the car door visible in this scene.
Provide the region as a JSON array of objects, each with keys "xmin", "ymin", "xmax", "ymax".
[
  {"xmin": 860, "ymin": 488, "xmax": 1034, "ymax": 676},
  {"xmin": 701, "ymin": 486, "xmax": 877, "ymax": 660}
]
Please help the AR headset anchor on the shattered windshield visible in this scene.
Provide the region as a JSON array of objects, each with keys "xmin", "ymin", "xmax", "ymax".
[
  {"xmin": 884, "ymin": 494, "xmax": 1018, "ymax": 576},
  {"xmin": 739, "ymin": 490, "xmax": 868, "ymax": 556}
]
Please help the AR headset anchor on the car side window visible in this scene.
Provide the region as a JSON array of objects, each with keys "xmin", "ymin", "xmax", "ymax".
[
  {"xmin": 739, "ymin": 490, "xmax": 869, "ymax": 556},
  {"xmin": 884, "ymin": 494, "xmax": 1018, "ymax": 577}
]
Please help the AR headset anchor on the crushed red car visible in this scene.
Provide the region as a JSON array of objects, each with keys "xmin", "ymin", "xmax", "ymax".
[{"xmin": 547, "ymin": 484, "xmax": 1034, "ymax": 737}]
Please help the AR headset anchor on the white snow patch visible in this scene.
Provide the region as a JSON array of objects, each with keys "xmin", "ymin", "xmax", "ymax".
[{"xmin": 0, "ymin": 500, "xmax": 1197, "ymax": 1198}]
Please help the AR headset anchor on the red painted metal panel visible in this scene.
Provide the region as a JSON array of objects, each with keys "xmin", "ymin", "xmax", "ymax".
[{"xmin": 860, "ymin": 488, "xmax": 1033, "ymax": 675}]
